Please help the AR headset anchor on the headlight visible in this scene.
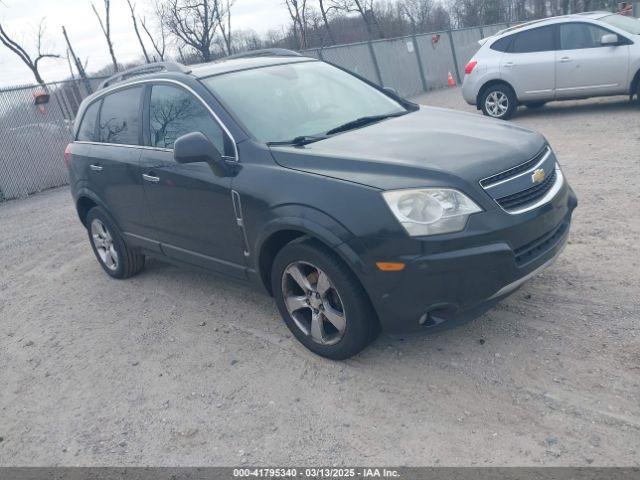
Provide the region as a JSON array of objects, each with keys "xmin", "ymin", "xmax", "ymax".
[{"xmin": 382, "ymin": 188, "xmax": 481, "ymax": 236}]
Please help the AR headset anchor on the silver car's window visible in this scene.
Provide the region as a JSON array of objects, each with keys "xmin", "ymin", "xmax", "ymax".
[
  {"xmin": 509, "ymin": 26, "xmax": 555, "ymax": 53},
  {"xmin": 560, "ymin": 23, "xmax": 612, "ymax": 50},
  {"xmin": 203, "ymin": 61, "xmax": 405, "ymax": 144},
  {"xmin": 600, "ymin": 14, "xmax": 640, "ymax": 35},
  {"xmin": 149, "ymin": 84, "xmax": 232, "ymax": 155}
]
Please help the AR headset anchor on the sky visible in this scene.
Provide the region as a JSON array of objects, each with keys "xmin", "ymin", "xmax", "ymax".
[{"xmin": 0, "ymin": 0, "xmax": 292, "ymax": 87}]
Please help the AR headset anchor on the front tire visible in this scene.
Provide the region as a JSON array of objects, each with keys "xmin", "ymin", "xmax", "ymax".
[
  {"xmin": 86, "ymin": 206, "xmax": 145, "ymax": 279},
  {"xmin": 480, "ymin": 84, "xmax": 517, "ymax": 120},
  {"xmin": 271, "ymin": 239, "xmax": 379, "ymax": 360}
]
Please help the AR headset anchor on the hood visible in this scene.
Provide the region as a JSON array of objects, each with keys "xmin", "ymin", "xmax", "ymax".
[{"xmin": 270, "ymin": 106, "xmax": 547, "ymax": 191}]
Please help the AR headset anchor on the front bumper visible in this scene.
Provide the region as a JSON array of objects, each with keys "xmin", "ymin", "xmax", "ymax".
[{"xmin": 344, "ymin": 181, "xmax": 578, "ymax": 334}]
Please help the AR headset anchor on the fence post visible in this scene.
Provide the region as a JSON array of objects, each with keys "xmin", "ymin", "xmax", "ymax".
[
  {"xmin": 479, "ymin": 26, "xmax": 485, "ymax": 38},
  {"xmin": 411, "ymin": 34, "xmax": 428, "ymax": 92},
  {"xmin": 447, "ymin": 30, "xmax": 462, "ymax": 85},
  {"xmin": 367, "ymin": 40, "xmax": 384, "ymax": 86},
  {"xmin": 317, "ymin": 48, "xmax": 324, "ymax": 61}
]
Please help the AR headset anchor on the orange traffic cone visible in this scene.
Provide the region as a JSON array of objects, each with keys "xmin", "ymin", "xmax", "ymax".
[{"xmin": 447, "ymin": 71, "xmax": 456, "ymax": 87}]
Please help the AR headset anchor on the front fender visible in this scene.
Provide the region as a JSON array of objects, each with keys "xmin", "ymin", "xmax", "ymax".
[{"xmin": 250, "ymin": 205, "xmax": 372, "ymax": 293}]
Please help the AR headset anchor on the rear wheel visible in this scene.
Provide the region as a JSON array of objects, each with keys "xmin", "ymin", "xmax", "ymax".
[
  {"xmin": 86, "ymin": 207, "xmax": 145, "ymax": 279},
  {"xmin": 480, "ymin": 84, "xmax": 517, "ymax": 120},
  {"xmin": 272, "ymin": 239, "xmax": 379, "ymax": 360}
]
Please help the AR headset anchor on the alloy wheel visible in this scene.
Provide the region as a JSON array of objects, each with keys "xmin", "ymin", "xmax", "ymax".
[
  {"xmin": 281, "ymin": 261, "xmax": 347, "ymax": 345},
  {"xmin": 90, "ymin": 219, "xmax": 119, "ymax": 271},
  {"xmin": 485, "ymin": 91, "xmax": 509, "ymax": 118}
]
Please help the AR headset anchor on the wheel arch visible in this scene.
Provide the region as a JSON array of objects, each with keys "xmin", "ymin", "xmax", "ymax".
[
  {"xmin": 476, "ymin": 79, "xmax": 517, "ymax": 107},
  {"xmin": 254, "ymin": 215, "xmax": 365, "ymax": 296},
  {"xmin": 75, "ymin": 188, "xmax": 104, "ymax": 227}
]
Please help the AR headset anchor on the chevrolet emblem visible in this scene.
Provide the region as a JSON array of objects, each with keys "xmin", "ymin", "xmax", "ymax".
[{"xmin": 531, "ymin": 168, "xmax": 545, "ymax": 184}]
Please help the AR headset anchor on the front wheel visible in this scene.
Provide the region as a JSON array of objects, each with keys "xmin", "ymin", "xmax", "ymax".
[
  {"xmin": 272, "ymin": 239, "xmax": 379, "ymax": 360},
  {"xmin": 480, "ymin": 84, "xmax": 517, "ymax": 120}
]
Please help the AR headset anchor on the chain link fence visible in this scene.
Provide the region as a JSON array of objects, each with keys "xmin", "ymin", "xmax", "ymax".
[
  {"xmin": 303, "ymin": 23, "xmax": 510, "ymax": 97},
  {"xmin": 0, "ymin": 78, "xmax": 107, "ymax": 202}
]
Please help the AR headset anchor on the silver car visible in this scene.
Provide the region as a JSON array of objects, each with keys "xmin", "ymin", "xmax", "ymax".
[{"xmin": 462, "ymin": 12, "xmax": 640, "ymax": 119}]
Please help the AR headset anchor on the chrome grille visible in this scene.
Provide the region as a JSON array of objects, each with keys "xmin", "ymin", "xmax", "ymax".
[
  {"xmin": 480, "ymin": 146, "xmax": 563, "ymax": 214},
  {"xmin": 480, "ymin": 147, "xmax": 549, "ymax": 188},
  {"xmin": 496, "ymin": 169, "xmax": 557, "ymax": 211}
]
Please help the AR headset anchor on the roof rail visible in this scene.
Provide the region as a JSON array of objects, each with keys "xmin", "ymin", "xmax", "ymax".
[
  {"xmin": 222, "ymin": 48, "xmax": 302, "ymax": 61},
  {"xmin": 98, "ymin": 62, "xmax": 192, "ymax": 89}
]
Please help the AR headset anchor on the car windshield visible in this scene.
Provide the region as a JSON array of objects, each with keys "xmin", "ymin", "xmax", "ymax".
[
  {"xmin": 600, "ymin": 14, "xmax": 640, "ymax": 35},
  {"xmin": 203, "ymin": 61, "xmax": 407, "ymax": 144}
]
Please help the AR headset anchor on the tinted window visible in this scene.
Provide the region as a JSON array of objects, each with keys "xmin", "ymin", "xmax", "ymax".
[
  {"xmin": 149, "ymin": 84, "xmax": 232, "ymax": 156},
  {"xmin": 510, "ymin": 26, "xmax": 555, "ymax": 53},
  {"xmin": 560, "ymin": 23, "xmax": 612, "ymax": 50},
  {"xmin": 98, "ymin": 87, "xmax": 142, "ymax": 145},
  {"xmin": 77, "ymin": 100, "xmax": 100, "ymax": 141},
  {"xmin": 490, "ymin": 36, "xmax": 513, "ymax": 52}
]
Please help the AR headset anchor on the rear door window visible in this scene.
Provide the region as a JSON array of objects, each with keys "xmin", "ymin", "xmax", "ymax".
[
  {"xmin": 77, "ymin": 100, "xmax": 100, "ymax": 141},
  {"xmin": 491, "ymin": 36, "xmax": 513, "ymax": 52},
  {"xmin": 149, "ymin": 84, "xmax": 233, "ymax": 156},
  {"xmin": 560, "ymin": 23, "xmax": 613, "ymax": 50},
  {"xmin": 510, "ymin": 26, "xmax": 555, "ymax": 53},
  {"xmin": 98, "ymin": 87, "xmax": 143, "ymax": 145}
]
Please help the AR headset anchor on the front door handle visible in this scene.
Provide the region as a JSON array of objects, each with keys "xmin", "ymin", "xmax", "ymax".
[
  {"xmin": 142, "ymin": 173, "xmax": 160, "ymax": 183},
  {"xmin": 503, "ymin": 61, "xmax": 515, "ymax": 68},
  {"xmin": 89, "ymin": 164, "xmax": 103, "ymax": 172},
  {"xmin": 560, "ymin": 56, "xmax": 572, "ymax": 63}
]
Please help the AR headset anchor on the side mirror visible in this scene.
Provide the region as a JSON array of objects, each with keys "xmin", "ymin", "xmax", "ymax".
[
  {"xmin": 174, "ymin": 132, "xmax": 228, "ymax": 177},
  {"xmin": 601, "ymin": 34, "xmax": 619, "ymax": 46},
  {"xmin": 384, "ymin": 87, "xmax": 399, "ymax": 97}
]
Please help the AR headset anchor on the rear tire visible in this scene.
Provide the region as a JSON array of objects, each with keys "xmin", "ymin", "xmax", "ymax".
[
  {"xmin": 86, "ymin": 206, "xmax": 145, "ymax": 279},
  {"xmin": 271, "ymin": 238, "xmax": 379, "ymax": 360},
  {"xmin": 480, "ymin": 84, "xmax": 517, "ymax": 120}
]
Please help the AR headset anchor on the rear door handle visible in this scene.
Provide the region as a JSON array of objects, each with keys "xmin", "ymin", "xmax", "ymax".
[
  {"xmin": 89, "ymin": 164, "xmax": 103, "ymax": 172},
  {"xmin": 503, "ymin": 62, "xmax": 515, "ymax": 67},
  {"xmin": 560, "ymin": 56, "xmax": 572, "ymax": 63},
  {"xmin": 142, "ymin": 173, "xmax": 160, "ymax": 183}
]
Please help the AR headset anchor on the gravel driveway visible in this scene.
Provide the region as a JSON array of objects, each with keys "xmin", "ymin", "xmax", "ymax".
[{"xmin": 1, "ymin": 89, "xmax": 639, "ymax": 466}]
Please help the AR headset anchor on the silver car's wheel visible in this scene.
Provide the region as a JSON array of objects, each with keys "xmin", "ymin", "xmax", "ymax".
[
  {"xmin": 281, "ymin": 261, "xmax": 346, "ymax": 346},
  {"xmin": 485, "ymin": 91, "xmax": 509, "ymax": 118},
  {"xmin": 90, "ymin": 218, "xmax": 119, "ymax": 271}
]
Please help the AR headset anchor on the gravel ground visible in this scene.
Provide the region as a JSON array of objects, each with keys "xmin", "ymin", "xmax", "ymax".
[{"xmin": 1, "ymin": 89, "xmax": 639, "ymax": 467}]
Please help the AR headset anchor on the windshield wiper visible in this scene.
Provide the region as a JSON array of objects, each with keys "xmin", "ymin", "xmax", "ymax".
[
  {"xmin": 325, "ymin": 111, "xmax": 408, "ymax": 136},
  {"xmin": 267, "ymin": 135, "xmax": 328, "ymax": 147}
]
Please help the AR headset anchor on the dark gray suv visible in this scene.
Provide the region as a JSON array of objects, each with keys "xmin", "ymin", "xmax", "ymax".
[{"xmin": 67, "ymin": 51, "xmax": 577, "ymax": 359}]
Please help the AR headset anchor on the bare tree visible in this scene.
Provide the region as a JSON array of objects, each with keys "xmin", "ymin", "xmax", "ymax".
[
  {"xmin": 141, "ymin": 1, "xmax": 168, "ymax": 62},
  {"xmin": 284, "ymin": 0, "xmax": 309, "ymax": 49},
  {"xmin": 0, "ymin": 18, "xmax": 60, "ymax": 87},
  {"xmin": 318, "ymin": 0, "xmax": 336, "ymax": 43},
  {"xmin": 163, "ymin": 0, "xmax": 223, "ymax": 62},
  {"xmin": 62, "ymin": 25, "xmax": 92, "ymax": 93},
  {"xmin": 91, "ymin": 0, "xmax": 118, "ymax": 72},
  {"xmin": 126, "ymin": 0, "xmax": 151, "ymax": 63},
  {"xmin": 214, "ymin": 0, "xmax": 234, "ymax": 55},
  {"xmin": 332, "ymin": 0, "xmax": 384, "ymax": 38}
]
